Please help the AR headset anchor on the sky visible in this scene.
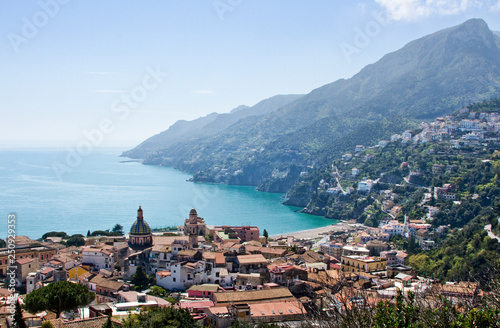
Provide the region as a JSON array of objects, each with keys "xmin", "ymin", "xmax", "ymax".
[{"xmin": 1, "ymin": 0, "xmax": 499, "ymax": 148}]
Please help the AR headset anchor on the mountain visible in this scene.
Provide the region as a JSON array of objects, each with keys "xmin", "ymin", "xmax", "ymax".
[
  {"xmin": 122, "ymin": 94, "xmax": 303, "ymax": 159},
  {"xmin": 129, "ymin": 19, "xmax": 500, "ymax": 195}
]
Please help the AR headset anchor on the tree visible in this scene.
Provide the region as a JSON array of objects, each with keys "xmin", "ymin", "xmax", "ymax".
[
  {"xmin": 41, "ymin": 322, "xmax": 54, "ymax": 328},
  {"xmin": 0, "ymin": 238, "xmax": 6, "ymax": 248},
  {"xmin": 111, "ymin": 224, "xmax": 124, "ymax": 236},
  {"xmin": 101, "ymin": 315, "xmax": 113, "ymax": 328},
  {"xmin": 13, "ymin": 299, "xmax": 27, "ymax": 328},
  {"xmin": 131, "ymin": 266, "xmax": 151, "ymax": 291},
  {"xmin": 65, "ymin": 235, "xmax": 85, "ymax": 247},
  {"xmin": 148, "ymin": 285, "xmax": 168, "ymax": 298},
  {"xmin": 263, "ymin": 229, "xmax": 269, "ymax": 239},
  {"xmin": 122, "ymin": 307, "xmax": 194, "ymax": 328},
  {"xmin": 41, "ymin": 231, "xmax": 68, "ymax": 241},
  {"xmin": 24, "ymin": 281, "xmax": 94, "ymax": 318}
]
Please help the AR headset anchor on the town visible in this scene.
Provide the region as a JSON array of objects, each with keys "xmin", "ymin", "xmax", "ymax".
[
  {"xmin": 1, "ymin": 108, "xmax": 500, "ymax": 327},
  {"xmin": 1, "ymin": 200, "xmax": 495, "ymax": 327}
]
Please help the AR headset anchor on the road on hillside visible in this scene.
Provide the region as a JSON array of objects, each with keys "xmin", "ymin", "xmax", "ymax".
[{"xmin": 484, "ymin": 218, "xmax": 500, "ymax": 242}]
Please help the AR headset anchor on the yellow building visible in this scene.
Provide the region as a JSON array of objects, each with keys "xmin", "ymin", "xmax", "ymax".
[
  {"xmin": 68, "ymin": 265, "xmax": 90, "ymax": 280},
  {"xmin": 341, "ymin": 255, "xmax": 386, "ymax": 273}
]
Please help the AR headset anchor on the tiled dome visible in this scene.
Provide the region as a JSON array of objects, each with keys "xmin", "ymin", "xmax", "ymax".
[{"xmin": 129, "ymin": 206, "xmax": 151, "ymax": 235}]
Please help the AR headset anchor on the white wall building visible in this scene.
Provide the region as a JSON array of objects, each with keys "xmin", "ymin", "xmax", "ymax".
[{"xmin": 81, "ymin": 246, "xmax": 115, "ymax": 272}]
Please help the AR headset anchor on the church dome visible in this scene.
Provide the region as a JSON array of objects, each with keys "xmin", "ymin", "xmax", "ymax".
[{"xmin": 130, "ymin": 206, "xmax": 151, "ymax": 235}]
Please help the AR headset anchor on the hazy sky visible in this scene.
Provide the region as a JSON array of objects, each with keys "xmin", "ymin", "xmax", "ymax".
[{"xmin": 1, "ymin": 0, "xmax": 500, "ymax": 148}]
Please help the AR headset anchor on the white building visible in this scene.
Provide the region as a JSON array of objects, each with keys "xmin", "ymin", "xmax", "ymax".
[
  {"xmin": 381, "ymin": 220, "xmax": 405, "ymax": 237},
  {"xmin": 459, "ymin": 119, "xmax": 480, "ymax": 131},
  {"xmin": 358, "ymin": 179, "xmax": 374, "ymax": 193},
  {"xmin": 81, "ymin": 246, "xmax": 115, "ymax": 272}
]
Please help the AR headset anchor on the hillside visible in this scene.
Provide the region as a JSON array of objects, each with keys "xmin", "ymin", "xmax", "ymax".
[
  {"xmin": 122, "ymin": 94, "xmax": 303, "ymax": 159},
  {"xmin": 129, "ymin": 19, "xmax": 500, "ymax": 197}
]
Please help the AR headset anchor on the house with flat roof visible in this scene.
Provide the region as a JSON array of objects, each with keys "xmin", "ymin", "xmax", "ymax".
[{"xmin": 212, "ymin": 287, "xmax": 295, "ymax": 306}]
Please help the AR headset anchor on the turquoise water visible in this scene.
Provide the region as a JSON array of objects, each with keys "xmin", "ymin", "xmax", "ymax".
[{"xmin": 0, "ymin": 148, "xmax": 335, "ymax": 239}]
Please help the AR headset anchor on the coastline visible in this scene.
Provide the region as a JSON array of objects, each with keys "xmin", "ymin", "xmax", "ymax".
[{"xmin": 269, "ymin": 221, "xmax": 353, "ymax": 240}]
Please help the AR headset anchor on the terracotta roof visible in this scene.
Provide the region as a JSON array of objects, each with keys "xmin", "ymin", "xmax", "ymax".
[
  {"xmin": 236, "ymin": 273, "xmax": 262, "ymax": 286},
  {"xmin": 215, "ymin": 252, "xmax": 226, "ymax": 266},
  {"xmin": 440, "ymin": 282, "xmax": 478, "ymax": 296},
  {"xmin": 40, "ymin": 267, "xmax": 54, "ymax": 274},
  {"xmin": 183, "ymin": 262, "xmax": 197, "ymax": 270},
  {"xmin": 16, "ymin": 258, "xmax": 33, "ymax": 265},
  {"xmin": 213, "ymin": 287, "xmax": 294, "ymax": 305},
  {"xmin": 237, "ymin": 254, "xmax": 267, "ymax": 265},
  {"xmin": 178, "ymin": 249, "xmax": 199, "ymax": 257},
  {"xmin": 153, "ymin": 235, "xmax": 189, "ymax": 246},
  {"xmin": 206, "ymin": 306, "xmax": 229, "ymax": 315},
  {"xmin": 97, "ymin": 279, "xmax": 124, "ymax": 291},
  {"xmin": 157, "ymin": 271, "xmax": 171, "ymax": 277},
  {"xmin": 117, "ymin": 291, "xmax": 170, "ymax": 306},
  {"xmin": 51, "ymin": 316, "xmax": 120, "ymax": 328},
  {"xmin": 187, "ymin": 284, "xmax": 220, "ymax": 292},
  {"xmin": 250, "ymin": 301, "xmax": 305, "ymax": 318},
  {"xmin": 180, "ymin": 301, "xmax": 214, "ymax": 309},
  {"xmin": 260, "ymin": 247, "xmax": 287, "ymax": 256},
  {"xmin": 202, "ymin": 252, "xmax": 216, "ymax": 260},
  {"xmin": 89, "ymin": 275, "xmax": 124, "ymax": 291},
  {"xmin": 82, "ymin": 247, "xmax": 112, "ymax": 256}
]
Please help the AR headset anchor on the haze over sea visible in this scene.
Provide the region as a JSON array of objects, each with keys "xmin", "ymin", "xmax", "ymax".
[{"xmin": 0, "ymin": 148, "xmax": 335, "ymax": 239}]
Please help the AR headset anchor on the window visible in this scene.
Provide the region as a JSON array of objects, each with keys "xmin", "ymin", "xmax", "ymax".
[{"xmin": 173, "ymin": 278, "xmax": 176, "ymax": 282}]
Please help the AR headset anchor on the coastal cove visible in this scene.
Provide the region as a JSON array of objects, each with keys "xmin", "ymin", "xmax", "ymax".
[{"xmin": 0, "ymin": 148, "xmax": 335, "ymax": 239}]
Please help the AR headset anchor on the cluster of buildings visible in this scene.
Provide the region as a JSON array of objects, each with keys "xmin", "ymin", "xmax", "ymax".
[
  {"xmin": 0, "ymin": 207, "xmax": 478, "ymax": 327},
  {"xmin": 390, "ymin": 109, "xmax": 500, "ymax": 147}
]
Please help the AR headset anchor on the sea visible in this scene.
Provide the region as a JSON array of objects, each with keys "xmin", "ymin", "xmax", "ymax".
[{"xmin": 0, "ymin": 148, "xmax": 335, "ymax": 239}]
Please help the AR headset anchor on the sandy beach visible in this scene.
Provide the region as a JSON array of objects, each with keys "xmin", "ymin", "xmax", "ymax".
[{"xmin": 269, "ymin": 221, "xmax": 353, "ymax": 240}]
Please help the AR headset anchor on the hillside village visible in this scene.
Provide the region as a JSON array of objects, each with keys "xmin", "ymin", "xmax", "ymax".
[
  {"xmin": 1, "ymin": 203, "xmax": 496, "ymax": 327},
  {"xmin": 2, "ymin": 108, "xmax": 500, "ymax": 327}
]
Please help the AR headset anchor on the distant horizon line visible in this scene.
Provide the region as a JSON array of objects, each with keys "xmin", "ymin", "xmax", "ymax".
[{"xmin": 0, "ymin": 140, "xmax": 140, "ymax": 149}]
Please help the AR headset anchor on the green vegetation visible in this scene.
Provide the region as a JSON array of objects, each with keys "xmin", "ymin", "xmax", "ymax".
[
  {"xmin": 371, "ymin": 291, "xmax": 500, "ymax": 328},
  {"xmin": 101, "ymin": 316, "xmax": 113, "ymax": 328},
  {"xmin": 151, "ymin": 225, "xmax": 178, "ymax": 231},
  {"xmin": 14, "ymin": 299, "xmax": 27, "ymax": 328},
  {"xmin": 147, "ymin": 285, "xmax": 168, "ymax": 298},
  {"xmin": 131, "ymin": 266, "xmax": 154, "ymax": 291},
  {"xmin": 41, "ymin": 231, "xmax": 68, "ymax": 241},
  {"xmin": 111, "ymin": 224, "xmax": 124, "ymax": 236},
  {"xmin": 64, "ymin": 234, "xmax": 85, "ymax": 247},
  {"xmin": 121, "ymin": 307, "xmax": 194, "ymax": 328},
  {"xmin": 132, "ymin": 19, "xmax": 500, "ymax": 209},
  {"xmin": 24, "ymin": 281, "xmax": 95, "ymax": 318},
  {"xmin": 408, "ymin": 215, "xmax": 500, "ymax": 283}
]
